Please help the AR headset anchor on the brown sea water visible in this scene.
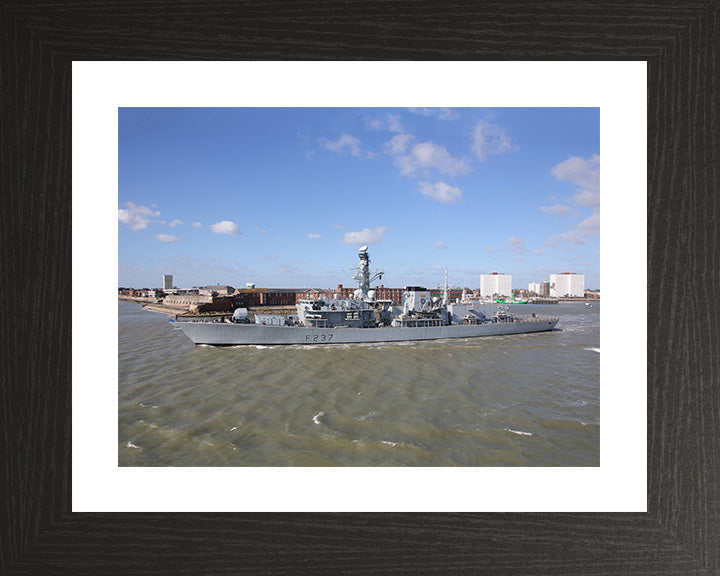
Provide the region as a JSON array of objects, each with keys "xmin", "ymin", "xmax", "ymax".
[{"xmin": 119, "ymin": 300, "xmax": 600, "ymax": 466}]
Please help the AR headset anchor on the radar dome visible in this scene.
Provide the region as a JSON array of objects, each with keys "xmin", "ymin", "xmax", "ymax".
[
  {"xmin": 367, "ymin": 290, "xmax": 376, "ymax": 300},
  {"xmin": 359, "ymin": 245, "xmax": 368, "ymax": 252},
  {"xmin": 232, "ymin": 308, "xmax": 249, "ymax": 322}
]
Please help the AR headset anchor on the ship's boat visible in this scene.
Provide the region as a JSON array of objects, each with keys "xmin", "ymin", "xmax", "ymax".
[{"xmin": 172, "ymin": 247, "xmax": 559, "ymax": 345}]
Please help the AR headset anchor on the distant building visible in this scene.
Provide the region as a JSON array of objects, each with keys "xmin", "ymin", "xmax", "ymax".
[
  {"xmin": 528, "ymin": 281, "xmax": 550, "ymax": 297},
  {"xmin": 550, "ymin": 273, "xmax": 585, "ymax": 297},
  {"xmin": 297, "ymin": 285, "xmax": 408, "ymax": 305},
  {"xmin": 163, "ymin": 274, "xmax": 173, "ymax": 290},
  {"xmin": 429, "ymin": 287, "xmax": 465, "ymax": 302},
  {"xmin": 480, "ymin": 273, "xmax": 511, "ymax": 299},
  {"xmin": 257, "ymin": 289, "xmax": 299, "ymax": 306},
  {"xmin": 194, "ymin": 295, "xmax": 236, "ymax": 313},
  {"xmin": 164, "ymin": 293, "xmax": 212, "ymax": 307},
  {"xmin": 233, "ymin": 288, "xmax": 301, "ymax": 307},
  {"xmin": 199, "ymin": 285, "xmax": 235, "ymax": 296},
  {"xmin": 585, "ymin": 289, "xmax": 600, "ymax": 300},
  {"xmin": 373, "ymin": 285, "xmax": 406, "ymax": 304}
]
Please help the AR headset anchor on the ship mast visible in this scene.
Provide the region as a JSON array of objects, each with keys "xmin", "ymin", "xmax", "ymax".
[
  {"xmin": 353, "ymin": 246, "xmax": 383, "ymax": 300},
  {"xmin": 443, "ymin": 267, "xmax": 449, "ymax": 306}
]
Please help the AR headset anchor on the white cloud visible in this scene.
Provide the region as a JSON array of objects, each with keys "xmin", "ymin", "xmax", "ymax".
[
  {"xmin": 435, "ymin": 241, "xmax": 448, "ymax": 250},
  {"xmin": 210, "ymin": 220, "xmax": 241, "ymax": 236},
  {"xmin": 577, "ymin": 211, "xmax": 600, "ymax": 237},
  {"xmin": 544, "ymin": 231, "xmax": 586, "ymax": 247},
  {"xmin": 541, "ymin": 210, "xmax": 599, "ymax": 248},
  {"xmin": 551, "ymin": 154, "xmax": 600, "ymax": 207},
  {"xmin": 332, "ymin": 224, "xmax": 343, "ymax": 230},
  {"xmin": 191, "ymin": 222, "xmax": 203, "ymax": 229},
  {"xmin": 364, "ymin": 116, "xmax": 383, "ymax": 130},
  {"xmin": 156, "ymin": 234, "xmax": 179, "ymax": 244},
  {"xmin": 307, "ymin": 233, "xmax": 322, "ymax": 240},
  {"xmin": 472, "ymin": 121, "xmax": 513, "ymax": 161},
  {"xmin": 542, "ymin": 155, "xmax": 600, "ymax": 249},
  {"xmin": 384, "ymin": 133, "xmax": 414, "ymax": 156},
  {"xmin": 118, "ymin": 202, "xmax": 160, "ymax": 231},
  {"xmin": 540, "ymin": 204, "xmax": 580, "ymax": 218},
  {"xmin": 168, "ymin": 219, "xmax": 183, "ymax": 228},
  {"xmin": 395, "ymin": 141, "xmax": 469, "ymax": 176},
  {"xmin": 408, "ymin": 107, "xmax": 456, "ymax": 120},
  {"xmin": 364, "ymin": 114, "xmax": 404, "ymax": 133},
  {"xmin": 387, "ymin": 115, "xmax": 403, "ymax": 133},
  {"xmin": 320, "ymin": 133, "xmax": 365, "ymax": 158},
  {"xmin": 418, "ymin": 181, "xmax": 462, "ymax": 204},
  {"xmin": 506, "ymin": 237, "xmax": 525, "ymax": 254},
  {"xmin": 342, "ymin": 225, "xmax": 387, "ymax": 245}
]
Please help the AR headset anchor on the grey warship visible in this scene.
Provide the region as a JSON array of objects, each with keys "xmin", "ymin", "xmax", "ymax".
[{"xmin": 172, "ymin": 247, "xmax": 559, "ymax": 346}]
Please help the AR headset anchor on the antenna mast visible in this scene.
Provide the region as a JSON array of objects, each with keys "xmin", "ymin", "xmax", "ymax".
[
  {"xmin": 352, "ymin": 246, "xmax": 383, "ymax": 300},
  {"xmin": 443, "ymin": 267, "xmax": 449, "ymax": 306}
]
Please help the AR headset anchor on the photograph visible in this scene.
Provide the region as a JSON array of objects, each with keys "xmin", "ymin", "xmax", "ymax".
[
  {"xmin": 3, "ymin": 1, "xmax": 716, "ymax": 568},
  {"xmin": 118, "ymin": 107, "xmax": 600, "ymax": 467}
]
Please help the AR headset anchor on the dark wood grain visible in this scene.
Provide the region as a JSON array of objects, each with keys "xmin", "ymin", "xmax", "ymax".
[{"xmin": 1, "ymin": 1, "xmax": 718, "ymax": 574}]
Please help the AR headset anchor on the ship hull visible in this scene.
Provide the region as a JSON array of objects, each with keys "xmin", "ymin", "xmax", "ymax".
[{"xmin": 172, "ymin": 318, "xmax": 559, "ymax": 346}]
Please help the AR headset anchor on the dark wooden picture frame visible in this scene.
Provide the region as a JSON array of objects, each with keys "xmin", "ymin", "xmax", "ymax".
[{"xmin": 2, "ymin": 2, "xmax": 718, "ymax": 574}]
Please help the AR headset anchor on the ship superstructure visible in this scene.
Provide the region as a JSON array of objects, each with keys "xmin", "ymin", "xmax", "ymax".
[{"xmin": 172, "ymin": 247, "xmax": 559, "ymax": 345}]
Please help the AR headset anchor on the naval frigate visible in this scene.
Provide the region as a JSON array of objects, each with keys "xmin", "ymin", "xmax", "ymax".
[{"xmin": 171, "ymin": 247, "xmax": 559, "ymax": 345}]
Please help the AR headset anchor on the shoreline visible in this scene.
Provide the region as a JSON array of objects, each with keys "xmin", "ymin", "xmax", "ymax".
[
  {"xmin": 118, "ymin": 296, "xmax": 191, "ymax": 317},
  {"xmin": 119, "ymin": 298, "xmax": 295, "ymax": 320},
  {"xmin": 143, "ymin": 303, "xmax": 187, "ymax": 316},
  {"xmin": 120, "ymin": 296, "xmax": 597, "ymax": 321}
]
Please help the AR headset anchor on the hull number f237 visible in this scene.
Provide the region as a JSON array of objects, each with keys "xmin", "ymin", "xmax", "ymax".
[{"xmin": 305, "ymin": 333, "xmax": 334, "ymax": 343}]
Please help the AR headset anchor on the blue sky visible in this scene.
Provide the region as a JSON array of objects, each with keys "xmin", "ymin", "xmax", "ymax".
[{"xmin": 118, "ymin": 107, "xmax": 599, "ymax": 290}]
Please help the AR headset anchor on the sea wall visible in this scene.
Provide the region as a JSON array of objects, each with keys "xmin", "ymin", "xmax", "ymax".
[{"xmin": 118, "ymin": 295, "xmax": 160, "ymax": 304}]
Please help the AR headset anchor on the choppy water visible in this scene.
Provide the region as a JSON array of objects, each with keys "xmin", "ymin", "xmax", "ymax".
[{"xmin": 119, "ymin": 300, "xmax": 599, "ymax": 466}]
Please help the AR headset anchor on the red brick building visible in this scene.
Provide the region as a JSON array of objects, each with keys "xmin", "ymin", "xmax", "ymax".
[{"xmin": 233, "ymin": 288, "xmax": 301, "ymax": 307}]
